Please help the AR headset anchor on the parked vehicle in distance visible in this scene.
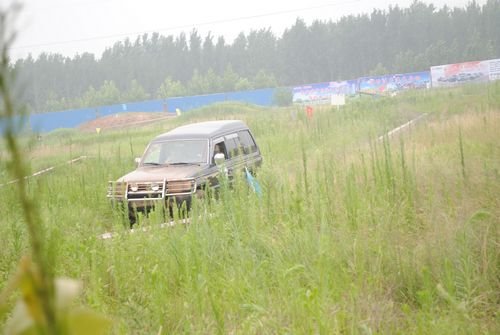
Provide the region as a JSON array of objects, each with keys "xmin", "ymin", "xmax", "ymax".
[{"xmin": 107, "ymin": 120, "xmax": 262, "ymax": 224}]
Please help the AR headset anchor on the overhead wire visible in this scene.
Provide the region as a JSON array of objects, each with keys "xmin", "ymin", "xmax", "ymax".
[{"xmin": 12, "ymin": 0, "xmax": 362, "ymax": 51}]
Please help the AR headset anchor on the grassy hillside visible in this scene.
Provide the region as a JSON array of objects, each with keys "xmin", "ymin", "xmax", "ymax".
[{"xmin": 1, "ymin": 83, "xmax": 499, "ymax": 334}]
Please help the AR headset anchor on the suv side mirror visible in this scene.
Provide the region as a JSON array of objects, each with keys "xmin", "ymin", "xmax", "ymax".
[
  {"xmin": 134, "ymin": 157, "xmax": 141, "ymax": 166},
  {"xmin": 214, "ymin": 153, "xmax": 225, "ymax": 166}
]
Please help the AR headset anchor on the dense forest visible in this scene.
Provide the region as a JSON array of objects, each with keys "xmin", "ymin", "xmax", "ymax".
[{"xmin": 12, "ymin": 0, "xmax": 500, "ymax": 112}]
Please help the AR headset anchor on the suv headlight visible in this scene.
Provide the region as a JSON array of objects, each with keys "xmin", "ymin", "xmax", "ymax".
[{"xmin": 130, "ymin": 183, "xmax": 139, "ymax": 192}]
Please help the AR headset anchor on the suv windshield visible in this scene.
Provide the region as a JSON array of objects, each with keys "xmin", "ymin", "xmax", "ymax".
[{"xmin": 141, "ymin": 139, "xmax": 208, "ymax": 165}]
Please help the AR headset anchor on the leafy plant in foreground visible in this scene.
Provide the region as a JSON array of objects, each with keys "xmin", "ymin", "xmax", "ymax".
[{"xmin": 0, "ymin": 6, "xmax": 110, "ymax": 335}]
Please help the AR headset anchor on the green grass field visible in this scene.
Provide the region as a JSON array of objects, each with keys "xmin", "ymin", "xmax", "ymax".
[{"xmin": 1, "ymin": 83, "xmax": 499, "ymax": 334}]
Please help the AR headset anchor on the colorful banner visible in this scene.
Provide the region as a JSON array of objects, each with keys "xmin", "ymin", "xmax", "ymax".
[
  {"xmin": 358, "ymin": 71, "xmax": 431, "ymax": 95},
  {"xmin": 292, "ymin": 80, "xmax": 357, "ymax": 104},
  {"xmin": 431, "ymin": 59, "xmax": 500, "ymax": 88}
]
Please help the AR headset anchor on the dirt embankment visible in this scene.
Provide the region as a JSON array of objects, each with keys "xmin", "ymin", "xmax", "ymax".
[{"xmin": 78, "ymin": 112, "xmax": 175, "ymax": 132}]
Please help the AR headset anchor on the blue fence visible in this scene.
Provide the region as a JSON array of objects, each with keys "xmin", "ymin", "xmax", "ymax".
[
  {"xmin": 0, "ymin": 88, "xmax": 276, "ymax": 134},
  {"xmin": 166, "ymin": 88, "xmax": 274, "ymax": 113}
]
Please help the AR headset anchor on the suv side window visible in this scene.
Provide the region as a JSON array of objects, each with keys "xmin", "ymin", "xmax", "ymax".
[
  {"xmin": 212, "ymin": 138, "xmax": 228, "ymax": 164},
  {"xmin": 237, "ymin": 130, "xmax": 258, "ymax": 154},
  {"xmin": 224, "ymin": 133, "xmax": 243, "ymax": 158}
]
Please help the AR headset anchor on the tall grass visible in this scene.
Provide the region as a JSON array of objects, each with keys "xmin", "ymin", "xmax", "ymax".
[{"xmin": 1, "ymin": 85, "xmax": 499, "ymax": 333}]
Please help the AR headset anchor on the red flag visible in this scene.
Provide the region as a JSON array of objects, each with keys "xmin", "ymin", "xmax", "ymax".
[{"xmin": 306, "ymin": 105, "xmax": 314, "ymax": 119}]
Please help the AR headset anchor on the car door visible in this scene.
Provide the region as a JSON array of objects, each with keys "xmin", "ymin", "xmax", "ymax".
[
  {"xmin": 222, "ymin": 132, "xmax": 244, "ymax": 178},
  {"xmin": 204, "ymin": 137, "xmax": 229, "ymax": 190},
  {"xmin": 236, "ymin": 129, "xmax": 262, "ymax": 172}
]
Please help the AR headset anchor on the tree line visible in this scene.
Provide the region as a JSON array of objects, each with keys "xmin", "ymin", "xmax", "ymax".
[{"xmin": 12, "ymin": 0, "xmax": 500, "ymax": 112}]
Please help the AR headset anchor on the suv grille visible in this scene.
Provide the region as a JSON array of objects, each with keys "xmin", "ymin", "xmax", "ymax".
[
  {"xmin": 127, "ymin": 181, "xmax": 165, "ymax": 199},
  {"xmin": 166, "ymin": 179, "xmax": 196, "ymax": 195}
]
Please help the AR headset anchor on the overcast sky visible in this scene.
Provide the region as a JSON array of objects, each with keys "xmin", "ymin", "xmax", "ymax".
[{"xmin": 5, "ymin": 0, "xmax": 485, "ymax": 59}]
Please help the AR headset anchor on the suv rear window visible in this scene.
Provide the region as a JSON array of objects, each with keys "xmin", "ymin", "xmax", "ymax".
[
  {"xmin": 237, "ymin": 130, "xmax": 258, "ymax": 154},
  {"xmin": 224, "ymin": 131, "xmax": 258, "ymax": 158},
  {"xmin": 224, "ymin": 133, "xmax": 242, "ymax": 158}
]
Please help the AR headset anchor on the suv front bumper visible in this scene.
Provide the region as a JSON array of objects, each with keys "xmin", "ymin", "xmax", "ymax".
[{"xmin": 107, "ymin": 179, "xmax": 197, "ymax": 210}]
